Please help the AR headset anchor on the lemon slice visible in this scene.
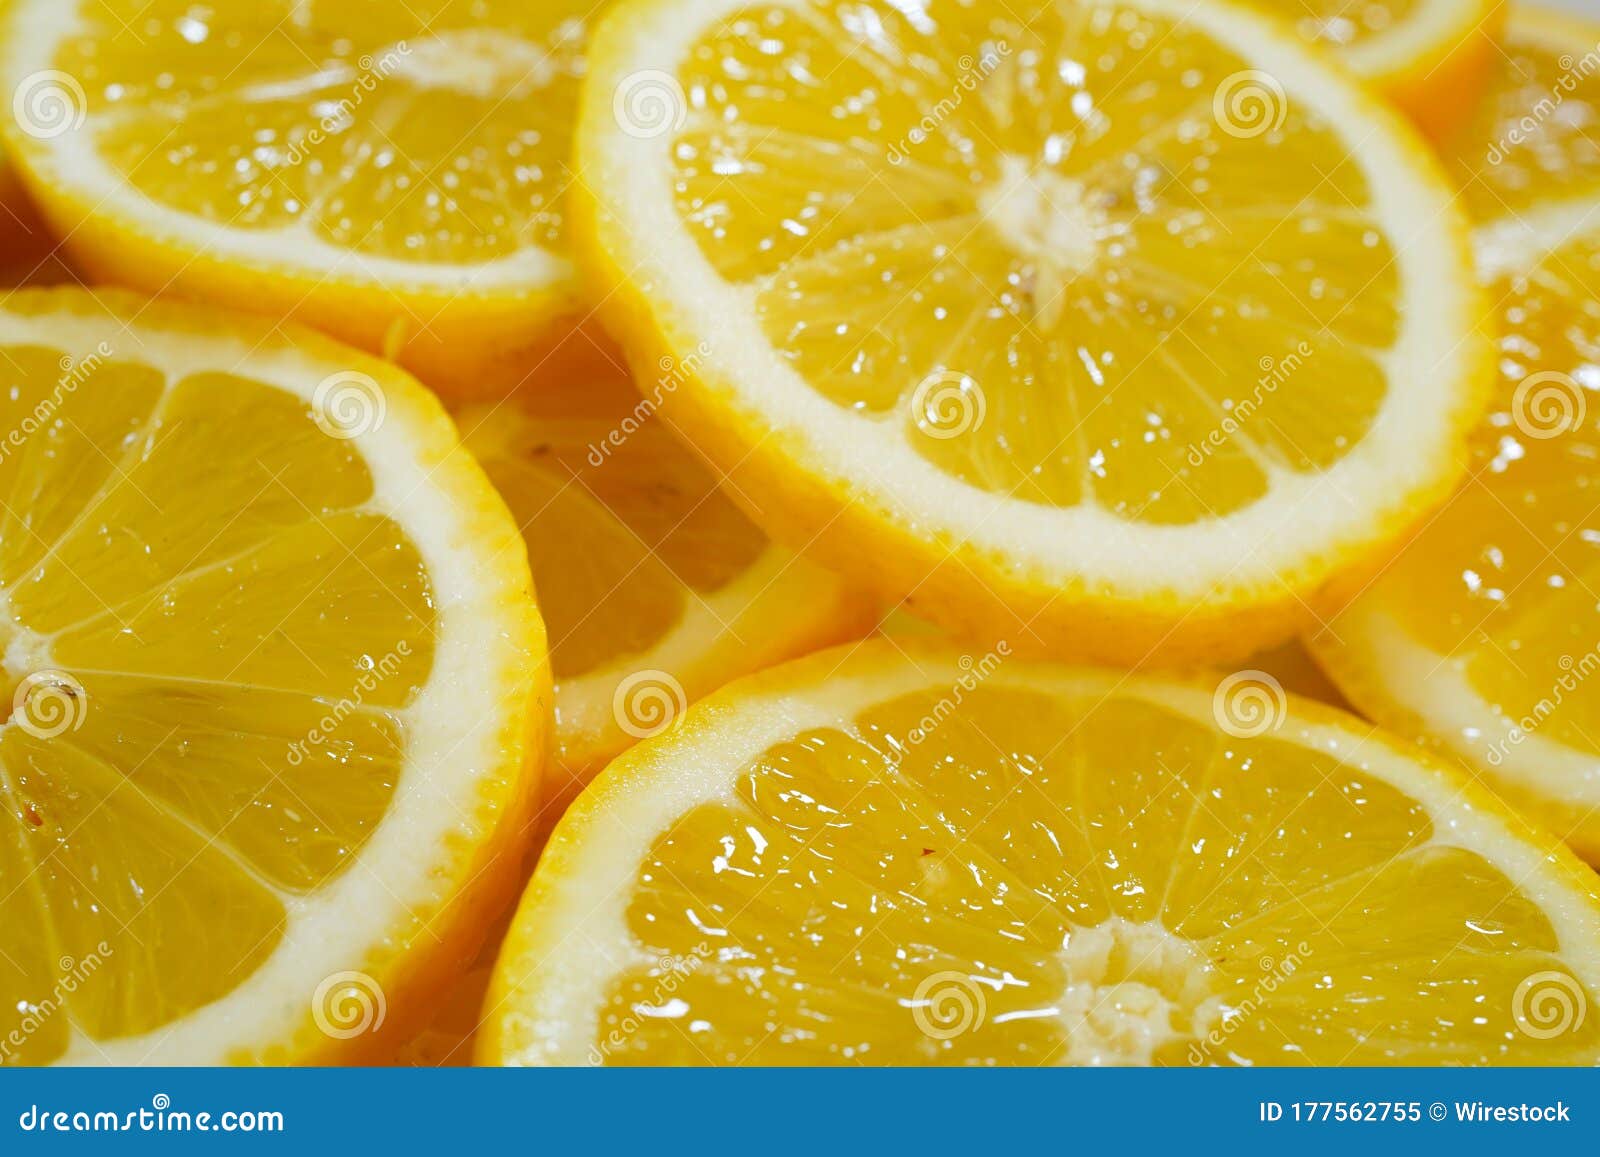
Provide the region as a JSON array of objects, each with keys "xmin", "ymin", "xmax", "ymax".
[
  {"xmin": 576, "ymin": 0, "xmax": 1492, "ymax": 666},
  {"xmin": 457, "ymin": 367, "xmax": 875, "ymax": 807},
  {"xmin": 0, "ymin": 287, "xmax": 546, "ymax": 1064},
  {"xmin": 1436, "ymin": 4, "xmax": 1600, "ymax": 233},
  {"xmin": 1309, "ymin": 5, "xmax": 1600, "ymax": 861},
  {"xmin": 0, "ymin": 1, "xmax": 595, "ymax": 395},
  {"xmin": 386, "ymin": 367, "xmax": 871, "ymax": 1067},
  {"xmin": 1241, "ymin": 0, "xmax": 1502, "ymax": 139},
  {"xmin": 480, "ymin": 641, "xmax": 1600, "ymax": 1066}
]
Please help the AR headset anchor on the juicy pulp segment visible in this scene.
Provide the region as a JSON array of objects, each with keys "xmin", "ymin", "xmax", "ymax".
[
  {"xmin": 1437, "ymin": 8, "xmax": 1600, "ymax": 222},
  {"xmin": 0, "ymin": 345, "xmax": 436, "ymax": 1063},
  {"xmin": 51, "ymin": 0, "xmax": 592, "ymax": 267},
  {"xmin": 668, "ymin": 0, "xmax": 1398, "ymax": 524},
  {"xmin": 587, "ymin": 682, "xmax": 1597, "ymax": 1065},
  {"xmin": 1340, "ymin": 230, "xmax": 1600, "ymax": 758}
]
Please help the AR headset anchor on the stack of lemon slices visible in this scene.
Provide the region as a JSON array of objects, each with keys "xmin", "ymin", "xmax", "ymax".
[
  {"xmin": 455, "ymin": 368, "xmax": 875, "ymax": 804},
  {"xmin": 1313, "ymin": 5, "xmax": 1600, "ymax": 860},
  {"xmin": 4, "ymin": 0, "xmax": 1600, "ymax": 1068}
]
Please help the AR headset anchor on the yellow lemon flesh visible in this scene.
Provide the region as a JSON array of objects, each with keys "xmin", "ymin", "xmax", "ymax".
[
  {"xmin": 390, "ymin": 366, "xmax": 870, "ymax": 1066},
  {"xmin": 457, "ymin": 368, "xmax": 874, "ymax": 801},
  {"xmin": 0, "ymin": 0, "xmax": 599, "ymax": 394},
  {"xmin": 1241, "ymin": 0, "xmax": 1502, "ymax": 139},
  {"xmin": 1311, "ymin": 4, "xmax": 1600, "ymax": 861},
  {"xmin": 482, "ymin": 643, "xmax": 1600, "ymax": 1065},
  {"xmin": 0, "ymin": 287, "xmax": 545, "ymax": 1063},
  {"xmin": 1436, "ymin": 4, "xmax": 1600, "ymax": 228}
]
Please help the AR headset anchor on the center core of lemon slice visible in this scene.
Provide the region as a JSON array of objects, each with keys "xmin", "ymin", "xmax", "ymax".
[
  {"xmin": 1054, "ymin": 919, "xmax": 1221, "ymax": 1064},
  {"xmin": 980, "ymin": 156, "xmax": 1105, "ymax": 277},
  {"xmin": 0, "ymin": 618, "xmax": 60, "ymax": 727}
]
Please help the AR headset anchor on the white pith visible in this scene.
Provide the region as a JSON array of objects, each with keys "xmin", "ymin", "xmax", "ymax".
[
  {"xmin": 1338, "ymin": 0, "xmax": 1487, "ymax": 78},
  {"xmin": 495, "ymin": 649, "xmax": 1600, "ymax": 1065},
  {"xmin": 0, "ymin": 298, "xmax": 531, "ymax": 1064},
  {"xmin": 1331, "ymin": 604, "xmax": 1600, "ymax": 810},
  {"xmin": 1474, "ymin": 197, "xmax": 1600, "ymax": 277},
  {"xmin": 585, "ymin": 0, "xmax": 1482, "ymax": 601}
]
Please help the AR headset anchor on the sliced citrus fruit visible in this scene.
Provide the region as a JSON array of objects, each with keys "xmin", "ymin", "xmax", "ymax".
[
  {"xmin": 480, "ymin": 641, "xmax": 1600, "ymax": 1066},
  {"xmin": 1435, "ymin": 4, "xmax": 1600, "ymax": 233},
  {"xmin": 1309, "ymin": 5, "xmax": 1600, "ymax": 862},
  {"xmin": 0, "ymin": 286, "xmax": 546, "ymax": 1064},
  {"xmin": 1240, "ymin": 0, "xmax": 1503, "ymax": 140},
  {"xmin": 388, "ymin": 367, "xmax": 873, "ymax": 1067},
  {"xmin": 0, "ymin": 1, "xmax": 596, "ymax": 395},
  {"xmin": 457, "ymin": 366, "xmax": 875, "ymax": 806},
  {"xmin": 576, "ymin": 0, "xmax": 1493, "ymax": 667},
  {"xmin": 1310, "ymin": 248, "xmax": 1600, "ymax": 849}
]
